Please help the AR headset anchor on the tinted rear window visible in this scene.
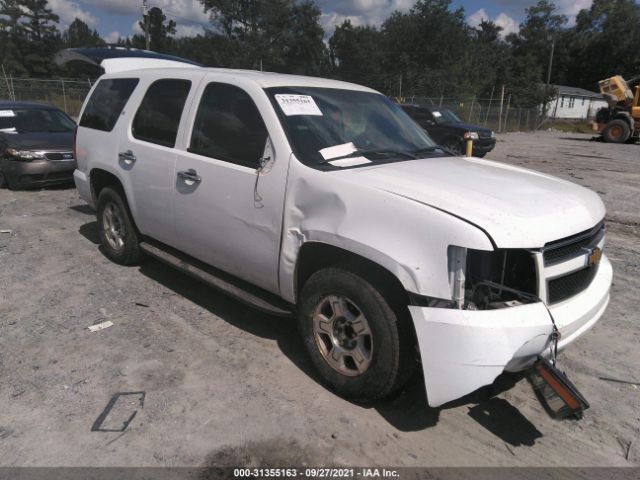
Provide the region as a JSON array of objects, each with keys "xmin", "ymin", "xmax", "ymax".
[
  {"xmin": 132, "ymin": 79, "xmax": 191, "ymax": 148},
  {"xmin": 79, "ymin": 78, "xmax": 139, "ymax": 132}
]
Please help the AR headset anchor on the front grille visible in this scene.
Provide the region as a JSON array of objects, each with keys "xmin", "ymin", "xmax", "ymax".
[
  {"xmin": 548, "ymin": 265, "xmax": 599, "ymax": 304},
  {"xmin": 543, "ymin": 221, "xmax": 605, "ymax": 266},
  {"xmin": 478, "ymin": 130, "xmax": 493, "ymax": 138},
  {"xmin": 44, "ymin": 151, "xmax": 74, "ymax": 161}
]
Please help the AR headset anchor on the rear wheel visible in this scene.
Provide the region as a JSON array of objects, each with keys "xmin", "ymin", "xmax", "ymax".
[
  {"xmin": 96, "ymin": 186, "xmax": 141, "ymax": 265},
  {"xmin": 298, "ymin": 268, "xmax": 415, "ymax": 402},
  {"xmin": 602, "ymin": 119, "xmax": 631, "ymax": 143}
]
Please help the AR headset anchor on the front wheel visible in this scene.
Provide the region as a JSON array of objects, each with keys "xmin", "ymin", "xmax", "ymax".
[
  {"xmin": 602, "ymin": 119, "xmax": 631, "ymax": 143},
  {"xmin": 96, "ymin": 186, "xmax": 141, "ymax": 265},
  {"xmin": 298, "ymin": 268, "xmax": 415, "ymax": 402}
]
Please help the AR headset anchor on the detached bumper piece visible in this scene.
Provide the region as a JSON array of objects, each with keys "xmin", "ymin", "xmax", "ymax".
[{"xmin": 528, "ymin": 357, "xmax": 590, "ymax": 420}]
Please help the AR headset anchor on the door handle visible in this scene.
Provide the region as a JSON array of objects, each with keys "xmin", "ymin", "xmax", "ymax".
[
  {"xmin": 177, "ymin": 168, "xmax": 201, "ymax": 184},
  {"xmin": 118, "ymin": 150, "xmax": 136, "ymax": 164}
]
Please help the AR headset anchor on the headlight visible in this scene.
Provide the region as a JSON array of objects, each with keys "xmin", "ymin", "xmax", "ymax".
[
  {"xmin": 490, "ymin": 130, "xmax": 495, "ymax": 138},
  {"xmin": 463, "ymin": 131, "xmax": 479, "ymax": 140},
  {"xmin": 5, "ymin": 148, "xmax": 45, "ymax": 161},
  {"xmin": 447, "ymin": 246, "xmax": 538, "ymax": 310}
]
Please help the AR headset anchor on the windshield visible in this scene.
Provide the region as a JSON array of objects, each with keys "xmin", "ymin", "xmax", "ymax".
[
  {"xmin": 430, "ymin": 108, "xmax": 462, "ymax": 125},
  {"xmin": 0, "ymin": 108, "xmax": 76, "ymax": 134},
  {"xmin": 266, "ymin": 87, "xmax": 440, "ymax": 168}
]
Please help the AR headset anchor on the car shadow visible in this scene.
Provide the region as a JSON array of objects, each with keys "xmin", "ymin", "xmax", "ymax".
[
  {"xmin": 70, "ymin": 204, "xmax": 94, "ymax": 215},
  {"xmin": 136, "ymin": 257, "xmax": 320, "ymax": 383},
  {"xmin": 79, "ymin": 221, "xmax": 100, "ymax": 245},
  {"xmin": 75, "ymin": 235, "xmax": 543, "ymax": 440}
]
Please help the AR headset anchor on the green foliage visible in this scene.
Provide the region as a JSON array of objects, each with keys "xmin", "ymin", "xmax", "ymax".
[
  {"xmin": 0, "ymin": 0, "xmax": 638, "ymax": 109},
  {"xmin": 135, "ymin": 6, "xmax": 176, "ymax": 52}
]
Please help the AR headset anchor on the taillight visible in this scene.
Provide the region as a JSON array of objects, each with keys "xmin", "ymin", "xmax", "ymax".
[{"xmin": 72, "ymin": 126, "xmax": 78, "ymax": 161}]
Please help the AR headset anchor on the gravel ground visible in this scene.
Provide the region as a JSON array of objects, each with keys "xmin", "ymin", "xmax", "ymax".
[{"xmin": 0, "ymin": 131, "xmax": 638, "ymax": 468}]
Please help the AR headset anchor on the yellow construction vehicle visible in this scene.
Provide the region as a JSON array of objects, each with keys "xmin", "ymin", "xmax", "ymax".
[{"xmin": 593, "ymin": 75, "xmax": 640, "ymax": 143}]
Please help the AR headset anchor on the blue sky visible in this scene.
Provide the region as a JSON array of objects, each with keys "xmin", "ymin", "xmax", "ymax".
[{"xmin": 46, "ymin": 0, "xmax": 595, "ymax": 43}]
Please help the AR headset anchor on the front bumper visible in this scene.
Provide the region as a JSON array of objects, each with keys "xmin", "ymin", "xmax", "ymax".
[
  {"xmin": 1, "ymin": 158, "xmax": 76, "ymax": 188},
  {"xmin": 409, "ymin": 254, "xmax": 612, "ymax": 407},
  {"xmin": 472, "ymin": 138, "xmax": 496, "ymax": 154}
]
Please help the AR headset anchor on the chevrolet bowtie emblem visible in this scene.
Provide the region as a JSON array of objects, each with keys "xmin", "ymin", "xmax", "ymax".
[{"xmin": 588, "ymin": 247, "xmax": 602, "ymax": 267}]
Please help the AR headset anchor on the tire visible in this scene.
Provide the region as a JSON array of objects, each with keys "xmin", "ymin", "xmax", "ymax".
[
  {"xmin": 298, "ymin": 267, "xmax": 415, "ymax": 403},
  {"xmin": 474, "ymin": 152, "xmax": 487, "ymax": 158},
  {"xmin": 0, "ymin": 171, "xmax": 17, "ymax": 190},
  {"xmin": 602, "ymin": 119, "xmax": 631, "ymax": 143},
  {"xmin": 96, "ymin": 186, "xmax": 141, "ymax": 265},
  {"xmin": 443, "ymin": 138, "xmax": 463, "ymax": 155}
]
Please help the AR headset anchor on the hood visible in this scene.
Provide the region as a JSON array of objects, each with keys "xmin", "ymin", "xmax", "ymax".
[
  {"xmin": 335, "ymin": 156, "xmax": 605, "ymax": 248},
  {"xmin": 440, "ymin": 122, "xmax": 492, "ymax": 135},
  {"xmin": 0, "ymin": 132, "xmax": 73, "ymax": 151}
]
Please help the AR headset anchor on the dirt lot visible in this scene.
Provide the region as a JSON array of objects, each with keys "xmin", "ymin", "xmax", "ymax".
[{"xmin": 0, "ymin": 131, "xmax": 638, "ymax": 468}]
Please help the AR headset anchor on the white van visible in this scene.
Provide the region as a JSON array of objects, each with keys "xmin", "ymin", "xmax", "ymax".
[{"xmin": 68, "ymin": 48, "xmax": 611, "ymax": 408}]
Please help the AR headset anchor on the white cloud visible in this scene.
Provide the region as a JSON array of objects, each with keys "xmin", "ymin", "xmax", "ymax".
[
  {"xmin": 79, "ymin": 0, "xmax": 209, "ymax": 24},
  {"xmin": 556, "ymin": 0, "xmax": 592, "ymax": 24},
  {"xmin": 318, "ymin": 0, "xmax": 414, "ymax": 32},
  {"xmin": 494, "ymin": 12, "xmax": 519, "ymax": 36},
  {"xmin": 104, "ymin": 31, "xmax": 121, "ymax": 43},
  {"xmin": 467, "ymin": 8, "xmax": 519, "ymax": 37},
  {"xmin": 47, "ymin": 0, "xmax": 98, "ymax": 29},
  {"xmin": 174, "ymin": 24, "xmax": 205, "ymax": 37}
]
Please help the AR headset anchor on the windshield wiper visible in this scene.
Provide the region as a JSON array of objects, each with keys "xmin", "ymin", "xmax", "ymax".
[
  {"xmin": 411, "ymin": 146, "xmax": 453, "ymax": 157},
  {"xmin": 318, "ymin": 148, "xmax": 417, "ymax": 164}
]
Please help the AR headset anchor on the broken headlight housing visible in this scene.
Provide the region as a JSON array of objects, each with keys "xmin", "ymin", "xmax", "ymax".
[{"xmin": 448, "ymin": 246, "xmax": 538, "ymax": 310}]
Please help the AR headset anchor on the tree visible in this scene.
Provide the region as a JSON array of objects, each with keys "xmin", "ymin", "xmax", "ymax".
[
  {"xmin": 0, "ymin": 0, "xmax": 29, "ymax": 74},
  {"xmin": 199, "ymin": 0, "xmax": 326, "ymax": 73},
  {"xmin": 329, "ymin": 20, "xmax": 383, "ymax": 88},
  {"xmin": 137, "ymin": 6, "xmax": 176, "ymax": 52},
  {"xmin": 566, "ymin": 0, "xmax": 640, "ymax": 89},
  {"xmin": 62, "ymin": 18, "xmax": 103, "ymax": 48},
  {"xmin": 507, "ymin": 1, "xmax": 568, "ymax": 84}
]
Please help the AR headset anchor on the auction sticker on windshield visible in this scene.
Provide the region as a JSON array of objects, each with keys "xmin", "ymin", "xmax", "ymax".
[
  {"xmin": 275, "ymin": 94, "xmax": 323, "ymax": 116},
  {"xmin": 0, "ymin": 110, "xmax": 15, "ymax": 117}
]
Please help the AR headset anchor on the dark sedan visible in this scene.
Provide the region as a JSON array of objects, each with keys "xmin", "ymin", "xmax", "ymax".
[
  {"xmin": 401, "ymin": 104, "xmax": 495, "ymax": 157},
  {"xmin": 0, "ymin": 101, "xmax": 76, "ymax": 190}
]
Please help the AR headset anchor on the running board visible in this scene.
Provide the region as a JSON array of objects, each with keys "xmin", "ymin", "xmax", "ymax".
[{"xmin": 139, "ymin": 241, "xmax": 293, "ymax": 317}]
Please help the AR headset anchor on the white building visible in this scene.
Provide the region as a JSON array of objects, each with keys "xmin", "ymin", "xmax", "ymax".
[{"xmin": 545, "ymin": 85, "xmax": 609, "ymax": 120}]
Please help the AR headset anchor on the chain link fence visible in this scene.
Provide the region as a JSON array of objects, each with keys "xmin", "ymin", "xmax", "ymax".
[
  {"xmin": 1, "ymin": 76, "xmax": 546, "ymax": 131},
  {"xmin": 0, "ymin": 76, "xmax": 94, "ymax": 119},
  {"xmin": 394, "ymin": 96, "xmax": 544, "ymax": 133}
]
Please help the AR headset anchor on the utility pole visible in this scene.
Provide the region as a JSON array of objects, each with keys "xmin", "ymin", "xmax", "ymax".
[
  {"xmin": 497, "ymin": 84, "xmax": 505, "ymax": 132},
  {"xmin": 141, "ymin": 0, "xmax": 150, "ymax": 50},
  {"xmin": 546, "ymin": 38, "xmax": 555, "ymax": 87}
]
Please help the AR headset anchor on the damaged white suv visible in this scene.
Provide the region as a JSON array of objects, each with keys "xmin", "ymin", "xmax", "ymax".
[{"xmin": 69, "ymin": 49, "xmax": 612, "ymax": 407}]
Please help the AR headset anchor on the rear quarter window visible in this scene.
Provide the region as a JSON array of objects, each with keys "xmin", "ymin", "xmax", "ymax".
[{"xmin": 79, "ymin": 78, "xmax": 139, "ymax": 132}]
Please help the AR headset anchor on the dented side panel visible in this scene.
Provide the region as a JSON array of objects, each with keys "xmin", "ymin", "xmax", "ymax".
[{"xmin": 278, "ymin": 160, "xmax": 495, "ymax": 303}]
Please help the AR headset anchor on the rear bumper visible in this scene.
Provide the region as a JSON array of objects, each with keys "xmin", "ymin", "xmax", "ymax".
[
  {"xmin": 409, "ymin": 254, "xmax": 612, "ymax": 407},
  {"xmin": 1, "ymin": 158, "xmax": 76, "ymax": 188},
  {"xmin": 73, "ymin": 169, "xmax": 94, "ymax": 208}
]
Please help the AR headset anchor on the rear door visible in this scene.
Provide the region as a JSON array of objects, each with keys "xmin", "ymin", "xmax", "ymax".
[{"xmin": 116, "ymin": 72, "xmax": 203, "ymax": 245}]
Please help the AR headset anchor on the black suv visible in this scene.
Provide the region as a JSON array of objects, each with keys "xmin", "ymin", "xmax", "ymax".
[{"xmin": 401, "ymin": 104, "xmax": 495, "ymax": 157}]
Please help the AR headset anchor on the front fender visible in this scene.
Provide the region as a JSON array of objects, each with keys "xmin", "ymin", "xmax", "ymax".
[{"xmin": 279, "ymin": 160, "xmax": 494, "ymax": 303}]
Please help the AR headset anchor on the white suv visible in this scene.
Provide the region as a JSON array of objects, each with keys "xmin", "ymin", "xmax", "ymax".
[{"xmin": 71, "ymin": 53, "xmax": 612, "ymax": 407}]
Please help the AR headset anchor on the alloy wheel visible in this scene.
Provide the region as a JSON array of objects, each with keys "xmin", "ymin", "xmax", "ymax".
[{"xmin": 312, "ymin": 294, "xmax": 373, "ymax": 376}]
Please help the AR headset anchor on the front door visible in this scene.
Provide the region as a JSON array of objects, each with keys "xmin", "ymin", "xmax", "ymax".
[{"xmin": 172, "ymin": 81, "xmax": 288, "ymax": 295}]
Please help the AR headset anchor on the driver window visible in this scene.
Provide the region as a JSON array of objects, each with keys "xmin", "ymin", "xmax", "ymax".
[{"xmin": 189, "ymin": 83, "xmax": 268, "ymax": 168}]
